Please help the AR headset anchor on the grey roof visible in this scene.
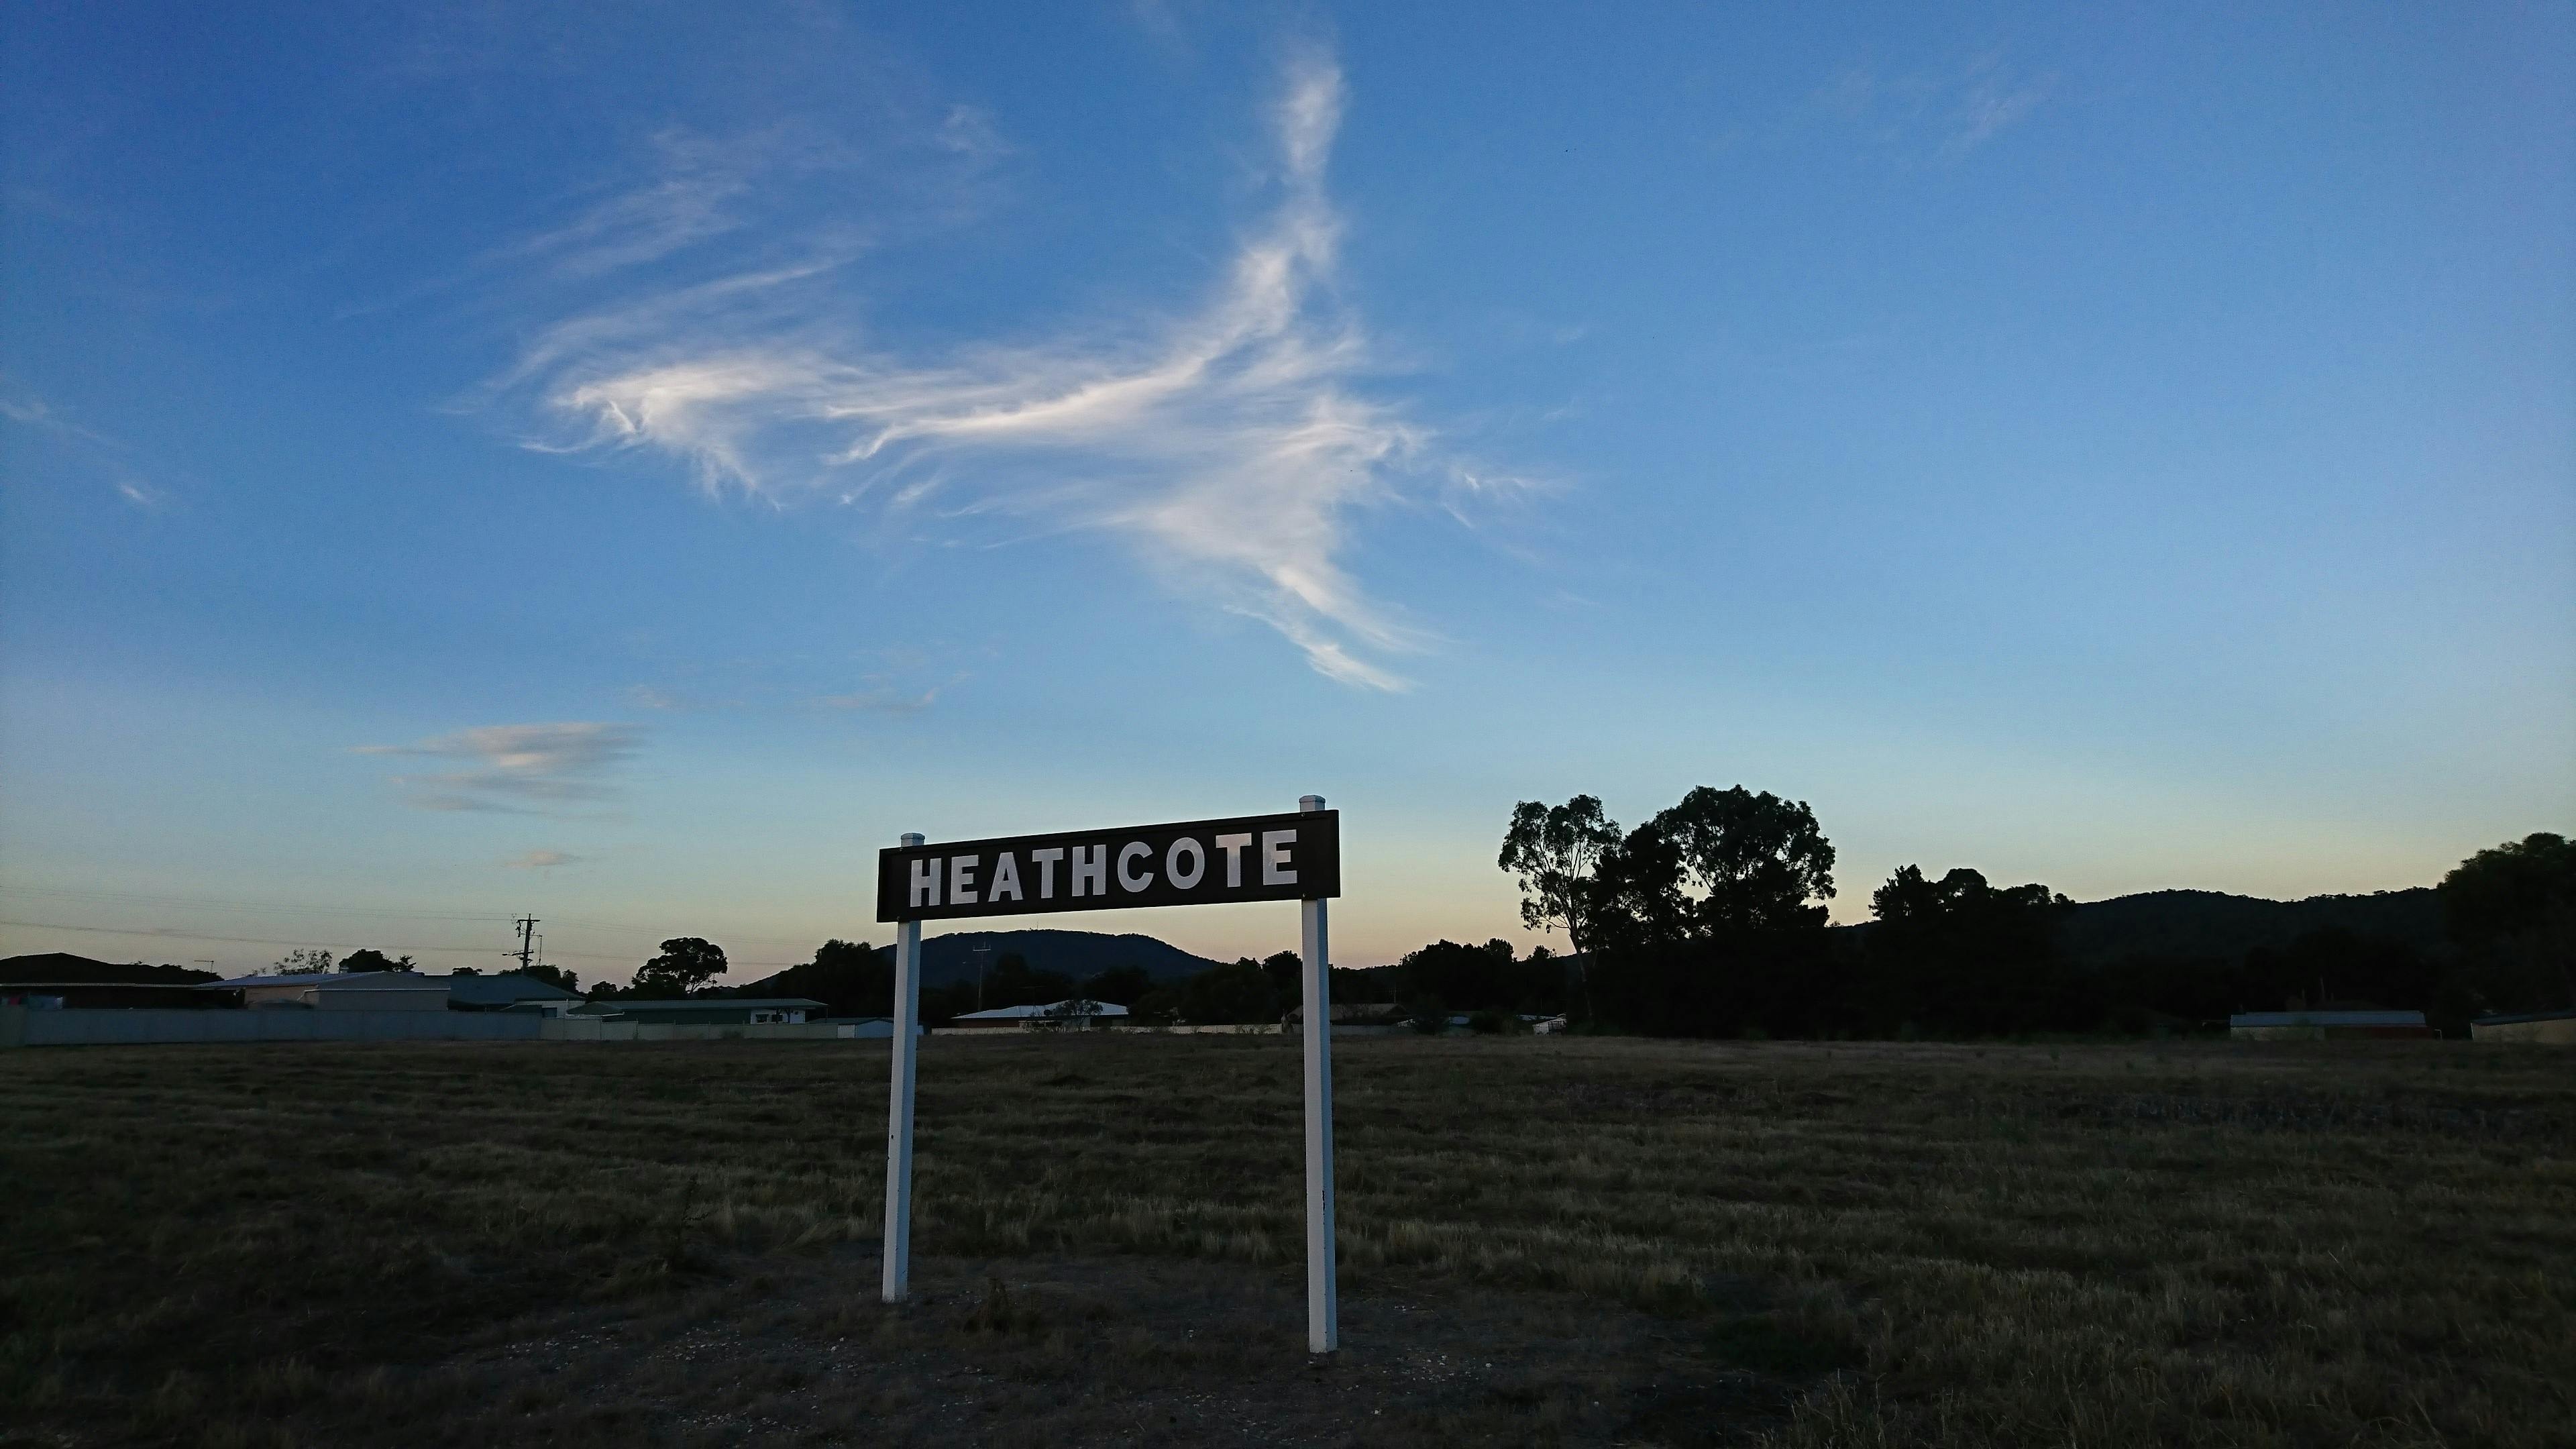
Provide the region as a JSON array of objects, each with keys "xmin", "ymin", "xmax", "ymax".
[
  {"xmin": 955, "ymin": 999, "xmax": 1130, "ymax": 1020},
  {"xmin": 210, "ymin": 971, "xmax": 447, "ymax": 990},
  {"xmin": 444, "ymin": 973, "xmax": 582, "ymax": 1007}
]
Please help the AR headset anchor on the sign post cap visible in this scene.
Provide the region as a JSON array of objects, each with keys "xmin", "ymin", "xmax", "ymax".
[{"xmin": 1299, "ymin": 794, "xmax": 1326, "ymax": 812}]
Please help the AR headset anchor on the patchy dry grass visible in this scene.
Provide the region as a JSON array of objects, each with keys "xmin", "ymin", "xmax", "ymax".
[{"xmin": 1, "ymin": 1036, "xmax": 2569, "ymax": 1446}]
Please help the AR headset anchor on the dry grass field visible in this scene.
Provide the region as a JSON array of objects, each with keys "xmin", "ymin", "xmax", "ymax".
[{"xmin": 3, "ymin": 1034, "xmax": 2570, "ymax": 1447}]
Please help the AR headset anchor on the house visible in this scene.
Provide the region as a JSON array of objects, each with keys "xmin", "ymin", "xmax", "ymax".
[
  {"xmin": 2, "ymin": 953, "xmax": 237, "ymax": 1009},
  {"xmin": 949, "ymin": 999, "xmax": 1130, "ymax": 1029},
  {"xmin": 211, "ymin": 971, "xmax": 452, "ymax": 1012},
  {"xmin": 2227, "ymin": 1009, "xmax": 2434, "ymax": 1041},
  {"xmin": 443, "ymin": 973, "xmax": 584, "ymax": 1016},
  {"xmin": 573, "ymin": 998, "xmax": 824, "ymax": 1026},
  {"xmin": 2467, "ymin": 1007, "xmax": 2576, "ymax": 1044}
]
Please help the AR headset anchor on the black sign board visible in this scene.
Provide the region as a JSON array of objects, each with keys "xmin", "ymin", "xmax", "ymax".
[{"xmin": 876, "ymin": 809, "xmax": 1340, "ymax": 923}]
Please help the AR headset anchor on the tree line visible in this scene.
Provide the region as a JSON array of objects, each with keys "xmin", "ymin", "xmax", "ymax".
[
  {"xmin": 266, "ymin": 945, "xmax": 582, "ymax": 994},
  {"xmin": 1497, "ymin": 786, "xmax": 2573, "ymax": 1038},
  {"xmin": 555, "ymin": 791, "xmax": 2569, "ymax": 1040}
]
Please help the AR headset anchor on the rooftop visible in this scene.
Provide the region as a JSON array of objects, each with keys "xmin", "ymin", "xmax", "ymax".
[
  {"xmin": 445, "ymin": 973, "xmax": 583, "ymax": 1007},
  {"xmin": 954, "ymin": 999, "xmax": 1131, "ymax": 1021},
  {"xmin": 209, "ymin": 971, "xmax": 449, "ymax": 990}
]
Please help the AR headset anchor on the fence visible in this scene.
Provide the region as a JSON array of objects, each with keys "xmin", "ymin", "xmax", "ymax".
[
  {"xmin": 0, "ymin": 1008, "xmax": 1413, "ymax": 1048},
  {"xmin": 1, "ymin": 1006, "xmax": 542, "ymax": 1048},
  {"xmin": 0, "ymin": 1008, "xmax": 900, "ymax": 1049}
]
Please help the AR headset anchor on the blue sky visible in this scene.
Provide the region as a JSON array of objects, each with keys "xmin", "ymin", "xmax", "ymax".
[{"xmin": 5, "ymin": 3, "xmax": 2570, "ymax": 981}]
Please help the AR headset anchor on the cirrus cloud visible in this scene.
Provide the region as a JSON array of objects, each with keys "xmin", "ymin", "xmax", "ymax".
[{"xmin": 502, "ymin": 49, "xmax": 1501, "ymax": 691}]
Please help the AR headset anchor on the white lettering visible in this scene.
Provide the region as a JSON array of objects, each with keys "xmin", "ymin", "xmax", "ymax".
[
  {"xmin": 1214, "ymin": 833, "xmax": 1252, "ymax": 889},
  {"xmin": 1069, "ymin": 844, "xmax": 1107, "ymax": 898},
  {"xmin": 1165, "ymin": 837, "xmax": 1205, "ymax": 890},
  {"xmin": 1117, "ymin": 841, "xmax": 1153, "ymax": 892},
  {"xmin": 1263, "ymin": 828, "xmax": 1297, "ymax": 886},
  {"xmin": 949, "ymin": 855, "xmax": 979, "ymax": 904},
  {"xmin": 1031, "ymin": 847, "xmax": 1064, "ymax": 899},
  {"xmin": 989, "ymin": 851, "xmax": 1022, "ymax": 902},
  {"xmin": 908, "ymin": 855, "xmax": 941, "ymax": 909}
]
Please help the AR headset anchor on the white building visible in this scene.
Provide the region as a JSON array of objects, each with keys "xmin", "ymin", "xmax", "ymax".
[
  {"xmin": 949, "ymin": 999, "xmax": 1131, "ymax": 1030},
  {"xmin": 2226, "ymin": 1009, "xmax": 2432, "ymax": 1040}
]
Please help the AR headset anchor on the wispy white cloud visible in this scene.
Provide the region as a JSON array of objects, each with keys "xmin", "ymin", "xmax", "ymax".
[
  {"xmin": 1800, "ymin": 55, "xmax": 2057, "ymax": 161},
  {"xmin": 354, "ymin": 722, "xmax": 641, "ymax": 813},
  {"xmin": 1, "ymin": 386, "xmax": 167, "ymax": 508},
  {"xmin": 501, "ymin": 49, "xmax": 1470, "ymax": 690},
  {"xmin": 936, "ymin": 105, "xmax": 1010, "ymax": 162},
  {"xmin": 498, "ymin": 128, "xmax": 786, "ymax": 282},
  {"xmin": 818, "ymin": 682, "xmax": 945, "ymax": 715},
  {"xmin": 502, "ymin": 849, "xmax": 582, "ymax": 869},
  {"xmin": 1943, "ymin": 65, "xmax": 2057, "ymax": 158}
]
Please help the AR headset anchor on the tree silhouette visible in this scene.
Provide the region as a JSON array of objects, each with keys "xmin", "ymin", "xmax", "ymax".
[
  {"xmin": 630, "ymin": 938, "xmax": 727, "ymax": 998},
  {"xmin": 1174, "ymin": 960, "xmax": 1279, "ymax": 1024},
  {"xmin": 1582, "ymin": 822, "xmax": 1693, "ymax": 956},
  {"xmin": 1651, "ymin": 786, "xmax": 1837, "ymax": 938},
  {"xmin": 2440, "ymin": 833, "xmax": 2575, "ymax": 1011},
  {"xmin": 1499, "ymin": 795, "xmax": 1621, "ymax": 952},
  {"xmin": 1867, "ymin": 866, "xmax": 2078, "ymax": 1035}
]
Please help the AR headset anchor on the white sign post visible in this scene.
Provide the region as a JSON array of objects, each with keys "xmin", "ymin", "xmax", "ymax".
[
  {"xmin": 1297, "ymin": 793, "xmax": 1339, "ymax": 1352},
  {"xmin": 874, "ymin": 800, "xmax": 1342, "ymax": 1352},
  {"xmin": 881, "ymin": 830, "xmax": 924, "ymax": 1305}
]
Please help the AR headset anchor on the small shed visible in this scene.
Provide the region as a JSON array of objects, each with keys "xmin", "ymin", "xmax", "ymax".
[
  {"xmin": 2467, "ymin": 1008, "xmax": 2576, "ymax": 1044},
  {"xmin": 2227, "ymin": 1009, "xmax": 2434, "ymax": 1041}
]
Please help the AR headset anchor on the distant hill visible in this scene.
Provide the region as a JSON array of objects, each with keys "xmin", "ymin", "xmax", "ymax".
[
  {"xmin": 1832, "ymin": 887, "xmax": 2445, "ymax": 966},
  {"xmin": 728, "ymin": 929, "xmax": 1226, "ymax": 999},
  {"xmin": 2054, "ymin": 888, "xmax": 2443, "ymax": 965},
  {"xmin": 1, "ymin": 953, "xmax": 223, "ymax": 985},
  {"xmin": 881, "ymin": 929, "xmax": 1227, "ymax": 988}
]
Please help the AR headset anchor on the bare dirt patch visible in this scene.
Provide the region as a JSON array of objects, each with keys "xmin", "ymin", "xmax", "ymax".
[{"xmin": 400, "ymin": 1250, "xmax": 1810, "ymax": 1447}]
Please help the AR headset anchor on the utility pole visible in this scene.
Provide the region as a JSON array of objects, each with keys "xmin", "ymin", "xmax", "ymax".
[
  {"xmin": 973, "ymin": 942, "xmax": 993, "ymax": 1011},
  {"xmin": 514, "ymin": 916, "xmax": 539, "ymax": 975}
]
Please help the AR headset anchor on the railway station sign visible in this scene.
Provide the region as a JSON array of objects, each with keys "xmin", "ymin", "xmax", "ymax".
[
  {"xmin": 875, "ymin": 808, "xmax": 1340, "ymax": 922},
  {"xmin": 873, "ymin": 796, "xmax": 1346, "ymax": 1354}
]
